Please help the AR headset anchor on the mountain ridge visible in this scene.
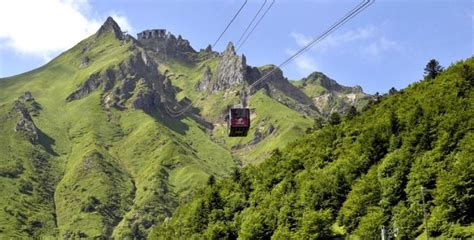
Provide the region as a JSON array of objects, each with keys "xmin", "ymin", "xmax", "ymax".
[{"xmin": 0, "ymin": 16, "xmax": 373, "ymax": 239}]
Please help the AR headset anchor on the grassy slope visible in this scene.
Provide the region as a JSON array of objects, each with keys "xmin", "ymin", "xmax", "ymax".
[
  {"xmin": 153, "ymin": 57, "xmax": 474, "ymax": 239},
  {"xmin": 162, "ymin": 60, "xmax": 313, "ymax": 165},
  {"xmin": 0, "ymin": 30, "xmax": 236, "ymax": 238}
]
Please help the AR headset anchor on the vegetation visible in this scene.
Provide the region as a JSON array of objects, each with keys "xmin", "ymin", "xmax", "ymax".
[
  {"xmin": 424, "ymin": 59, "xmax": 444, "ymax": 79},
  {"xmin": 153, "ymin": 58, "xmax": 474, "ymax": 239},
  {"xmin": 0, "ymin": 29, "xmax": 237, "ymax": 238},
  {"xmin": 1, "ymin": 17, "xmax": 472, "ymax": 239}
]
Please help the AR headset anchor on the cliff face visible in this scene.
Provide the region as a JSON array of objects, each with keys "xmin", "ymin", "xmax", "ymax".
[
  {"xmin": 137, "ymin": 29, "xmax": 195, "ymax": 60},
  {"xmin": 68, "ymin": 24, "xmax": 178, "ymax": 116},
  {"xmin": 212, "ymin": 42, "xmax": 247, "ymax": 92}
]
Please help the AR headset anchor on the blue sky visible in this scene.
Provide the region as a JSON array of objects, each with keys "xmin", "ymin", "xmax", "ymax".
[{"xmin": 0, "ymin": 0, "xmax": 472, "ymax": 94}]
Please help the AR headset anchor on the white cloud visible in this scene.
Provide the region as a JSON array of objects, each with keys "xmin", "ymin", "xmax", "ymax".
[
  {"xmin": 110, "ymin": 12, "xmax": 133, "ymax": 34},
  {"xmin": 287, "ymin": 25, "xmax": 401, "ymax": 77},
  {"xmin": 364, "ymin": 36, "xmax": 399, "ymax": 57},
  {"xmin": 286, "ymin": 49, "xmax": 319, "ymax": 76},
  {"xmin": 290, "ymin": 25, "xmax": 400, "ymax": 57},
  {"xmin": 0, "ymin": 0, "xmax": 131, "ymax": 61},
  {"xmin": 290, "ymin": 32, "xmax": 313, "ymax": 47}
]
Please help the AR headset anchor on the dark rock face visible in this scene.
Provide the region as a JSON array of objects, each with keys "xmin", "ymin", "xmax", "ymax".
[
  {"xmin": 19, "ymin": 91, "xmax": 34, "ymax": 101},
  {"xmin": 137, "ymin": 29, "xmax": 195, "ymax": 60},
  {"xmin": 66, "ymin": 73, "xmax": 105, "ymax": 102},
  {"xmin": 67, "ymin": 50, "xmax": 176, "ymax": 115},
  {"xmin": 80, "ymin": 56, "xmax": 90, "ymax": 68},
  {"xmin": 97, "ymin": 17, "xmax": 123, "ymax": 40},
  {"xmin": 195, "ymin": 66, "xmax": 212, "ymax": 91},
  {"xmin": 267, "ymin": 124, "xmax": 275, "ymax": 134},
  {"xmin": 12, "ymin": 93, "xmax": 40, "ymax": 144},
  {"xmin": 212, "ymin": 42, "xmax": 247, "ymax": 92}
]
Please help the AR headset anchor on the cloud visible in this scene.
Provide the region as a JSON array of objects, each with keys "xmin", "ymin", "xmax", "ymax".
[
  {"xmin": 290, "ymin": 32, "xmax": 313, "ymax": 47},
  {"xmin": 287, "ymin": 25, "xmax": 401, "ymax": 77},
  {"xmin": 290, "ymin": 25, "xmax": 400, "ymax": 57},
  {"xmin": 0, "ymin": 0, "xmax": 131, "ymax": 61},
  {"xmin": 364, "ymin": 36, "xmax": 399, "ymax": 57},
  {"xmin": 286, "ymin": 49, "xmax": 319, "ymax": 76},
  {"xmin": 110, "ymin": 12, "xmax": 133, "ymax": 34}
]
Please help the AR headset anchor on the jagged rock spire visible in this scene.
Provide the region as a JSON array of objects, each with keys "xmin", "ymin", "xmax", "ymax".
[
  {"xmin": 211, "ymin": 42, "xmax": 247, "ymax": 92},
  {"xmin": 223, "ymin": 42, "xmax": 236, "ymax": 56},
  {"xmin": 97, "ymin": 16, "xmax": 123, "ymax": 39}
]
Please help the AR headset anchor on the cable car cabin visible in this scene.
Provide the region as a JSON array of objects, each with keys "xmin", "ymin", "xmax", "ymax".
[{"xmin": 228, "ymin": 108, "xmax": 250, "ymax": 137}]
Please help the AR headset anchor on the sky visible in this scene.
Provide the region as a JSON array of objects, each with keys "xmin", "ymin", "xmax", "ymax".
[{"xmin": 0, "ymin": 0, "xmax": 472, "ymax": 94}]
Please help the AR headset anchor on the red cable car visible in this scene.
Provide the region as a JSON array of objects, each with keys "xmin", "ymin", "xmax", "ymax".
[{"xmin": 228, "ymin": 108, "xmax": 250, "ymax": 137}]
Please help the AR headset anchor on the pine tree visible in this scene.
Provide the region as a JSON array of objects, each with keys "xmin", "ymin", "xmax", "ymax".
[{"xmin": 424, "ymin": 59, "xmax": 444, "ymax": 79}]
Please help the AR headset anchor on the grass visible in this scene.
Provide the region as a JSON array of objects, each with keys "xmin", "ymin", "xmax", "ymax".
[
  {"xmin": 0, "ymin": 25, "xmax": 320, "ymax": 238},
  {"xmin": 0, "ymin": 29, "xmax": 238, "ymax": 238},
  {"xmin": 213, "ymin": 90, "xmax": 313, "ymax": 165}
]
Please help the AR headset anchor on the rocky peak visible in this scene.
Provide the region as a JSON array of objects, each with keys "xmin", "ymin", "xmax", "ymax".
[
  {"xmin": 303, "ymin": 72, "xmax": 361, "ymax": 93},
  {"xmin": 296, "ymin": 71, "xmax": 369, "ymax": 116},
  {"xmin": 223, "ymin": 42, "xmax": 237, "ymax": 56},
  {"xmin": 210, "ymin": 42, "xmax": 247, "ymax": 92},
  {"xmin": 137, "ymin": 29, "xmax": 195, "ymax": 59},
  {"xmin": 97, "ymin": 16, "xmax": 123, "ymax": 39}
]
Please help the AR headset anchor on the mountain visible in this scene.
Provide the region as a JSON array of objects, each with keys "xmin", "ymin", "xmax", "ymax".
[
  {"xmin": 292, "ymin": 71, "xmax": 370, "ymax": 115},
  {"xmin": 0, "ymin": 17, "xmax": 367, "ymax": 239},
  {"xmin": 153, "ymin": 58, "xmax": 474, "ymax": 239}
]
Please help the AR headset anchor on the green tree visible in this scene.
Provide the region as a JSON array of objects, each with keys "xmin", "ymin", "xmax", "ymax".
[
  {"xmin": 388, "ymin": 87, "xmax": 398, "ymax": 95},
  {"xmin": 328, "ymin": 112, "xmax": 341, "ymax": 125},
  {"xmin": 353, "ymin": 207, "xmax": 386, "ymax": 239},
  {"xmin": 346, "ymin": 106, "xmax": 358, "ymax": 119},
  {"xmin": 424, "ymin": 59, "xmax": 444, "ymax": 79}
]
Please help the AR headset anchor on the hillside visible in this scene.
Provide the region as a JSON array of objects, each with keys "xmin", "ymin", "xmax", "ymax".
[
  {"xmin": 153, "ymin": 58, "xmax": 474, "ymax": 239},
  {"xmin": 292, "ymin": 72, "xmax": 370, "ymax": 115},
  {"xmin": 0, "ymin": 17, "xmax": 367, "ymax": 238}
]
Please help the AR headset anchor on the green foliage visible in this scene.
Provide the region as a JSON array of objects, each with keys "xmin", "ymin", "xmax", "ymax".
[
  {"xmin": 424, "ymin": 59, "xmax": 444, "ymax": 79},
  {"xmin": 0, "ymin": 27, "xmax": 237, "ymax": 238},
  {"xmin": 154, "ymin": 57, "xmax": 474, "ymax": 239},
  {"xmin": 328, "ymin": 112, "xmax": 341, "ymax": 125}
]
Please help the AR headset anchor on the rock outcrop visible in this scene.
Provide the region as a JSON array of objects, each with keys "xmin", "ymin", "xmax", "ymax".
[
  {"xmin": 295, "ymin": 71, "xmax": 369, "ymax": 115},
  {"xmin": 12, "ymin": 92, "xmax": 41, "ymax": 143},
  {"xmin": 67, "ymin": 50, "xmax": 176, "ymax": 115},
  {"xmin": 195, "ymin": 66, "xmax": 212, "ymax": 91},
  {"xmin": 137, "ymin": 29, "xmax": 195, "ymax": 60},
  {"xmin": 212, "ymin": 42, "xmax": 247, "ymax": 92},
  {"xmin": 302, "ymin": 72, "xmax": 363, "ymax": 93},
  {"xmin": 97, "ymin": 17, "xmax": 124, "ymax": 40}
]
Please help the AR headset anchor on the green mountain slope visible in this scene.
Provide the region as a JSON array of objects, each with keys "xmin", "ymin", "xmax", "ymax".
[
  {"xmin": 0, "ymin": 17, "xmax": 384, "ymax": 238},
  {"xmin": 0, "ymin": 18, "xmax": 237, "ymax": 239},
  {"xmin": 153, "ymin": 58, "xmax": 474, "ymax": 239}
]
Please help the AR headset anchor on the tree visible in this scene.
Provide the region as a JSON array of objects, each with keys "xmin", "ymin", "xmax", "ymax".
[
  {"xmin": 328, "ymin": 112, "xmax": 341, "ymax": 125},
  {"xmin": 388, "ymin": 87, "xmax": 398, "ymax": 95},
  {"xmin": 346, "ymin": 106, "xmax": 358, "ymax": 119},
  {"xmin": 424, "ymin": 59, "xmax": 444, "ymax": 79},
  {"xmin": 208, "ymin": 175, "xmax": 216, "ymax": 186}
]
